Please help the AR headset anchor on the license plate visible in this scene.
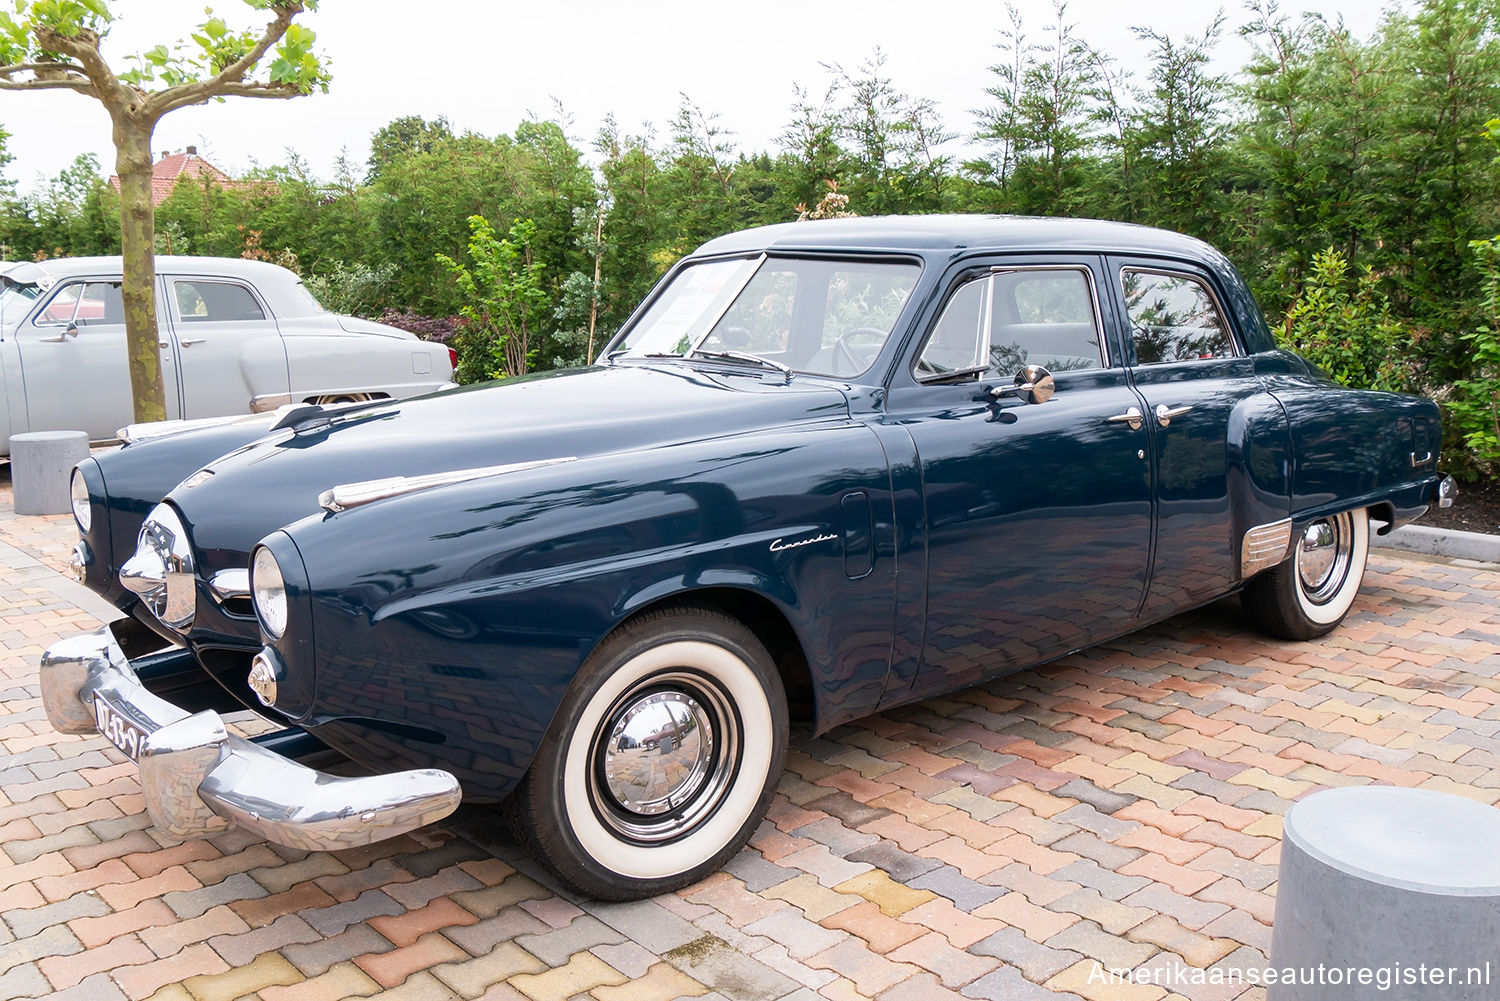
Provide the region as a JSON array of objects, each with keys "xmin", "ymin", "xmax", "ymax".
[{"xmin": 93, "ymin": 693, "xmax": 147, "ymax": 761}]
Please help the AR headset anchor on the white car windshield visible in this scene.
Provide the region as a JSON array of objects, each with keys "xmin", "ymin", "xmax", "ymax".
[
  {"xmin": 0, "ymin": 283, "xmax": 42, "ymax": 324},
  {"xmin": 615, "ymin": 256, "xmax": 921, "ymax": 379}
]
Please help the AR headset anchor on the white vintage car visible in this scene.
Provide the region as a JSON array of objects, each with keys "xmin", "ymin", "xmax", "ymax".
[{"xmin": 0, "ymin": 256, "xmax": 455, "ymax": 454}]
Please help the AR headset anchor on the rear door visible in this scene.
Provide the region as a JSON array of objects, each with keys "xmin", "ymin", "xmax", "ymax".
[
  {"xmin": 15, "ymin": 277, "xmax": 181, "ymax": 438},
  {"xmin": 164, "ymin": 274, "xmax": 289, "ymax": 418},
  {"xmin": 1107, "ymin": 258, "xmax": 1264, "ymax": 615}
]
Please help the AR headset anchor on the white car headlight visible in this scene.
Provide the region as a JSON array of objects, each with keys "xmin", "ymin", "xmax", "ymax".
[
  {"xmin": 252, "ymin": 546, "xmax": 288, "ymax": 639},
  {"xmin": 70, "ymin": 469, "xmax": 91, "ymax": 533}
]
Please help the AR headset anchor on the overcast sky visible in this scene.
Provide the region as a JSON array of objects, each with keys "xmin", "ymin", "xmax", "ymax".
[{"xmin": 1, "ymin": 0, "xmax": 1402, "ymax": 192}]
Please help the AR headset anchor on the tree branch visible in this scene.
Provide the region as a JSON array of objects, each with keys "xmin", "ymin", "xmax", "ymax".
[
  {"xmin": 0, "ymin": 76, "xmax": 96, "ymax": 94},
  {"xmin": 33, "ymin": 26, "xmax": 134, "ymax": 107},
  {"xmin": 159, "ymin": 80, "xmax": 302, "ymax": 108},
  {"xmin": 145, "ymin": 1, "xmax": 302, "ymax": 118}
]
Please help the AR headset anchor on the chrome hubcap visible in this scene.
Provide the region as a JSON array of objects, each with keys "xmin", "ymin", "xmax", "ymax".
[
  {"xmin": 590, "ymin": 672, "xmax": 739, "ymax": 843},
  {"xmin": 1297, "ymin": 514, "xmax": 1352, "ymax": 604}
]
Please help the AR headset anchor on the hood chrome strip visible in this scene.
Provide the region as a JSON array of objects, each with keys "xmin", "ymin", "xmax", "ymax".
[{"xmin": 318, "ymin": 456, "xmax": 578, "ymax": 513}]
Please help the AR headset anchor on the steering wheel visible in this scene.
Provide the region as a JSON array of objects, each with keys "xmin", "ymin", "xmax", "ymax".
[{"xmin": 832, "ymin": 327, "xmax": 887, "ymax": 375}]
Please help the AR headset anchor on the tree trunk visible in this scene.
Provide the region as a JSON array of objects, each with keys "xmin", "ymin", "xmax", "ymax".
[{"xmin": 114, "ymin": 121, "xmax": 168, "ymax": 423}]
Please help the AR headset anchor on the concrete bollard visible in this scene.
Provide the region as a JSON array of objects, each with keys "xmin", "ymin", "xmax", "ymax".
[
  {"xmin": 1270, "ymin": 786, "xmax": 1500, "ymax": 1000},
  {"xmin": 10, "ymin": 430, "xmax": 90, "ymax": 516}
]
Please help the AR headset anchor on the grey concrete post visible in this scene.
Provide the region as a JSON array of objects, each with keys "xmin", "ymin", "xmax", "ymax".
[
  {"xmin": 9, "ymin": 431, "xmax": 89, "ymax": 516},
  {"xmin": 1270, "ymin": 786, "xmax": 1500, "ymax": 1000}
]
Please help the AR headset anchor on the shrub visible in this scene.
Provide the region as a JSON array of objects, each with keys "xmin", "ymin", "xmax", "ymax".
[
  {"xmin": 304, "ymin": 260, "xmax": 394, "ymax": 318},
  {"xmin": 1278, "ymin": 249, "xmax": 1413, "ymax": 393},
  {"xmin": 1448, "ymin": 239, "xmax": 1500, "ymax": 478}
]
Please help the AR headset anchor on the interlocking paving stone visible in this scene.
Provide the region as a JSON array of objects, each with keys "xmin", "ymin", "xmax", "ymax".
[
  {"xmin": 3, "ymin": 503, "xmax": 1499, "ymax": 1001},
  {"xmin": 664, "ymin": 934, "xmax": 799, "ymax": 1001}
]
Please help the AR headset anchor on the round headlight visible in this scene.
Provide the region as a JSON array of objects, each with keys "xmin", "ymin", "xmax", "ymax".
[
  {"xmin": 70, "ymin": 469, "xmax": 91, "ymax": 533},
  {"xmin": 252, "ymin": 546, "xmax": 288, "ymax": 639}
]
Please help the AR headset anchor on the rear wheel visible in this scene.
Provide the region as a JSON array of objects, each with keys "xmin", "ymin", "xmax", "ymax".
[
  {"xmin": 1242, "ymin": 508, "xmax": 1369, "ymax": 640},
  {"xmin": 311, "ymin": 392, "xmax": 374, "ymax": 405},
  {"xmin": 507, "ymin": 606, "xmax": 788, "ymax": 900}
]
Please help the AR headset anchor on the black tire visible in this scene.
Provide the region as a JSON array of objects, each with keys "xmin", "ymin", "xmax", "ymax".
[
  {"xmin": 1242, "ymin": 508, "xmax": 1370, "ymax": 640},
  {"xmin": 505, "ymin": 605, "xmax": 788, "ymax": 900}
]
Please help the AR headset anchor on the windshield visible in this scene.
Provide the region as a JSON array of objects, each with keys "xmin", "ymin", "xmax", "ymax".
[
  {"xmin": 0, "ymin": 283, "xmax": 41, "ymax": 324},
  {"xmin": 615, "ymin": 256, "xmax": 921, "ymax": 378}
]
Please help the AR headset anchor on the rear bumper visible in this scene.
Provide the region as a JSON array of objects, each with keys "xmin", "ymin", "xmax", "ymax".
[{"xmin": 40, "ymin": 624, "xmax": 461, "ymax": 852}]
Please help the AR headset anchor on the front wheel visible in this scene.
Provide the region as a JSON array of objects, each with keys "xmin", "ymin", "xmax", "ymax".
[
  {"xmin": 1242, "ymin": 507, "xmax": 1370, "ymax": 640},
  {"xmin": 506, "ymin": 606, "xmax": 788, "ymax": 900}
]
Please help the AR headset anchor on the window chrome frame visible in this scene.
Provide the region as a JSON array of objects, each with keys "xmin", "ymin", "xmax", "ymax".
[
  {"xmin": 912, "ymin": 262, "xmax": 1112, "ymax": 384},
  {"xmin": 1116, "ymin": 265, "xmax": 1243, "ymax": 365},
  {"xmin": 169, "ymin": 277, "xmax": 271, "ymax": 325}
]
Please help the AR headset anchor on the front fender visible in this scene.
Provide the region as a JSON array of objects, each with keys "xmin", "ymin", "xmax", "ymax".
[
  {"xmin": 83, "ymin": 417, "xmax": 286, "ymax": 611},
  {"xmin": 279, "ymin": 422, "xmax": 898, "ymax": 799}
]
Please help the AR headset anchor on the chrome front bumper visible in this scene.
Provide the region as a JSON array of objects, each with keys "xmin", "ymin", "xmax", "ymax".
[{"xmin": 40, "ymin": 625, "xmax": 462, "ymax": 852}]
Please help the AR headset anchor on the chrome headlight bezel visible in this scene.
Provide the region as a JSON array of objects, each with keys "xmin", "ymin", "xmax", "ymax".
[
  {"xmin": 251, "ymin": 546, "xmax": 288, "ymax": 640},
  {"xmin": 70, "ymin": 468, "xmax": 91, "ymax": 534}
]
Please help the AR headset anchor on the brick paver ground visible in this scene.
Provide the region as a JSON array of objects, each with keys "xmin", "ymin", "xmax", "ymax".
[{"xmin": 2, "ymin": 474, "xmax": 1498, "ymax": 1001}]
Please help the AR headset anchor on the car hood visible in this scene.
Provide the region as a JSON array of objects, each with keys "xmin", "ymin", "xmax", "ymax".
[{"xmin": 172, "ymin": 362, "xmax": 852, "ymax": 571}]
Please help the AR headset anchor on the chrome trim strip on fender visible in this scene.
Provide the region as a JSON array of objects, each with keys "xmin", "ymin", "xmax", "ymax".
[
  {"xmin": 319, "ymin": 456, "xmax": 578, "ymax": 513},
  {"xmin": 1241, "ymin": 518, "xmax": 1293, "ymax": 578},
  {"xmin": 40, "ymin": 625, "xmax": 461, "ymax": 852}
]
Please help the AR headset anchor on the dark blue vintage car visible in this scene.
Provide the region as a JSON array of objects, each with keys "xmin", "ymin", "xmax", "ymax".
[{"xmin": 42, "ymin": 216, "xmax": 1454, "ymax": 899}]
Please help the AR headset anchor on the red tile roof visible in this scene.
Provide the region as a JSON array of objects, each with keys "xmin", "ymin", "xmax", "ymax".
[{"xmin": 109, "ymin": 150, "xmax": 235, "ymax": 206}]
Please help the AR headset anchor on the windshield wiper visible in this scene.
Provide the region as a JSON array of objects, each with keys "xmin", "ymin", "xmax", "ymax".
[{"xmin": 689, "ymin": 348, "xmax": 792, "ymax": 380}]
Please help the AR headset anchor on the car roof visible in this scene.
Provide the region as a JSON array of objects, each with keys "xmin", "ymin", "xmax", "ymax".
[
  {"xmin": 692, "ymin": 213, "xmax": 1222, "ymax": 260},
  {"xmin": 0, "ymin": 256, "xmax": 295, "ymax": 281}
]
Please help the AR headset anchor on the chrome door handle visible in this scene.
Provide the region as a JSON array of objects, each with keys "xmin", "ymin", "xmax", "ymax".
[
  {"xmin": 1107, "ymin": 407, "xmax": 1143, "ymax": 431},
  {"xmin": 179, "ymin": 338, "xmax": 205, "ymax": 347},
  {"xmin": 158, "ymin": 339, "xmax": 170, "ymax": 347},
  {"xmin": 1155, "ymin": 403, "xmax": 1192, "ymax": 427}
]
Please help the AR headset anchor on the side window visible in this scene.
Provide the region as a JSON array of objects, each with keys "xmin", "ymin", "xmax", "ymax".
[
  {"xmin": 74, "ymin": 282, "xmax": 124, "ymax": 326},
  {"xmin": 174, "ymin": 280, "xmax": 266, "ymax": 322},
  {"xmin": 916, "ymin": 266, "xmax": 1105, "ymax": 381},
  {"xmin": 1122, "ymin": 270, "xmax": 1234, "ymax": 364},
  {"xmin": 36, "ymin": 284, "xmax": 83, "ymax": 325},
  {"xmin": 990, "ymin": 269, "xmax": 1103, "ymax": 372},
  {"xmin": 915, "ymin": 276, "xmax": 988, "ymax": 378}
]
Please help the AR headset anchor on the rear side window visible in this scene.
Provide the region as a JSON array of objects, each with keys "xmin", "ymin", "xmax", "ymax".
[
  {"xmin": 1122, "ymin": 270, "xmax": 1234, "ymax": 364},
  {"xmin": 175, "ymin": 280, "xmax": 266, "ymax": 322}
]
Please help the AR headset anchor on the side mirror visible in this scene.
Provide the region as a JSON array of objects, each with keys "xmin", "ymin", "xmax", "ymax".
[
  {"xmin": 990, "ymin": 364, "xmax": 1055, "ymax": 405},
  {"xmin": 65, "ymin": 321, "xmax": 79, "ymax": 338}
]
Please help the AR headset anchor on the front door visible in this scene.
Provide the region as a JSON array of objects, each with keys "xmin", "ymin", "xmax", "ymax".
[
  {"xmin": 15, "ymin": 278, "xmax": 180, "ymax": 439},
  {"xmin": 888, "ymin": 257, "xmax": 1154, "ymax": 700},
  {"xmin": 164, "ymin": 275, "xmax": 288, "ymax": 418}
]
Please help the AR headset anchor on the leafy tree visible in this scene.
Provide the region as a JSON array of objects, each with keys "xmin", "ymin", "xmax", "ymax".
[
  {"xmin": 992, "ymin": 2, "xmax": 1099, "ymax": 216},
  {"xmin": 366, "ymin": 114, "xmax": 452, "ymax": 180},
  {"xmin": 1128, "ymin": 16, "xmax": 1231, "ymax": 238},
  {"xmin": 0, "ymin": 0, "xmax": 329, "ymax": 421},
  {"xmin": 825, "ymin": 49, "xmax": 953, "ymax": 214},
  {"xmin": 970, "ymin": 4, "xmax": 1032, "ymax": 197},
  {"xmin": 437, "ymin": 215, "xmax": 547, "ymax": 381}
]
